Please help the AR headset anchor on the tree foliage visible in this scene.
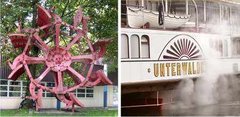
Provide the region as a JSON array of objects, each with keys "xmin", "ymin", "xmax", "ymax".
[{"xmin": 0, "ymin": 0, "xmax": 118, "ymax": 73}]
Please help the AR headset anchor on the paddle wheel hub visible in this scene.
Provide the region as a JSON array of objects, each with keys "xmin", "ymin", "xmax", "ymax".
[{"xmin": 45, "ymin": 47, "xmax": 71, "ymax": 72}]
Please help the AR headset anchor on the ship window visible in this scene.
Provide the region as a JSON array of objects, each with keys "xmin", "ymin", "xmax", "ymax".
[
  {"xmin": 206, "ymin": 2, "xmax": 220, "ymax": 24},
  {"xmin": 168, "ymin": 0, "xmax": 186, "ymax": 15},
  {"xmin": 195, "ymin": 1, "xmax": 204, "ymax": 24},
  {"xmin": 232, "ymin": 38, "xmax": 240, "ymax": 56},
  {"xmin": 187, "ymin": 0, "xmax": 204, "ymax": 23},
  {"xmin": 141, "ymin": 35, "xmax": 150, "ymax": 58},
  {"xmin": 153, "ymin": 1, "xmax": 158, "ymax": 11},
  {"xmin": 220, "ymin": 6, "xmax": 230, "ymax": 23},
  {"xmin": 223, "ymin": 40, "xmax": 228, "ymax": 57},
  {"xmin": 210, "ymin": 40, "xmax": 223, "ymax": 57},
  {"xmin": 147, "ymin": 1, "xmax": 152, "ymax": 10},
  {"xmin": 144, "ymin": 1, "xmax": 147, "ymax": 9},
  {"xmin": 121, "ymin": 34, "xmax": 129, "ymax": 58},
  {"xmin": 128, "ymin": 0, "xmax": 139, "ymax": 7},
  {"xmin": 230, "ymin": 7, "xmax": 240, "ymax": 34},
  {"xmin": 209, "ymin": 39, "xmax": 222, "ymax": 57},
  {"xmin": 135, "ymin": 0, "xmax": 140, "ymax": 8},
  {"xmin": 216, "ymin": 40, "xmax": 223, "ymax": 57},
  {"xmin": 130, "ymin": 35, "xmax": 140, "ymax": 58}
]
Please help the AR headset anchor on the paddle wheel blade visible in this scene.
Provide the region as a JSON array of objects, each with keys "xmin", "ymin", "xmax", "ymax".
[{"xmin": 8, "ymin": 34, "xmax": 28, "ymax": 49}]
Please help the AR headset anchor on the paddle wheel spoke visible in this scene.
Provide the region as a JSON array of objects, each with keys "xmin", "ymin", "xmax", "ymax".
[
  {"xmin": 7, "ymin": 64, "xmax": 23, "ymax": 79},
  {"xmin": 38, "ymin": 23, "xmax": 52, "ymax": 31},
  {"xmin": 56, "ymin": 71, "xmax": 63, "ymax": 91},
  {"xmin": 71, "ymin": 54, "xmax": 94, "ymax": 62},
  {"xmin": 55, "ymin": 24, "xmax": 61, "ymax": 46},
  {"xmin": 86, "ymin": 63, "xmax": 94, "ymax": 78},
  {"xmin": 33, "ymin": 33, "xmax": 49, "ymax": 51},
  {"xmin": 35, "ymin": 67, "xmax": 51, "ymax": 83},
  {"xmin": 73, "ymin": 7, "xmax": 83, "ymax": 28},
  {"xmin": 23, "ymin": 36, "xmax": 32, "ymax": 53},
  {"xmin": 86, "ymin": 37, "xmax": 94, "ymax": 52},
  {"xmin": 25, "ymin": 56, "xmax": 45, "ymax": 64},
  {"xmin": 23, "ymin": 64, "xmax": 34, "ymax": 80},
  {"xmin": 67, "ymin": 67, "xmax": 85, "ymax": 82},
  {"xmin": 33, "ymin": 42, "xmax": 47, "ymax": 53},
  {"xmin": 66, "ymin": 31, "xmax": 83, "ymax": 50}
]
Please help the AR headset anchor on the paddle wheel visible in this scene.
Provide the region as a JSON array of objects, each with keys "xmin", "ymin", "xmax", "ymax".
[{"xmin": 7, "ymin": 5, "xmax": 112, "ymax": 112}]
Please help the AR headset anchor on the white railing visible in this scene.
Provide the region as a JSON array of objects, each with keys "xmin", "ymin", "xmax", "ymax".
[{"xmin": 0, "ymin": 79, "xmax": 94, "ymax": 98}]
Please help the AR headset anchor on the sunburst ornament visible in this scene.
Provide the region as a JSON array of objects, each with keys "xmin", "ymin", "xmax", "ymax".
[{"xmin": 159, "ymin": 34, "xmax": 203, "ymax": 60}]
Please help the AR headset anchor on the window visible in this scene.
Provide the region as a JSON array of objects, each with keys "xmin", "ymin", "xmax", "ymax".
[
  {"xmin": 47, "ymin": 82, "xmax": 55, "ymax": 87},
  {"xmin": 0, "ymin": 92, "xmax": 7, "ymax": 96},
  {"xmin": 147, "ymin": 1, "xmax": 152, "ymax": 10},
  {"xmin": 144, "ymin": 1, "xmax": 148, "ymax": 9},
  {"xmin": 141, "ymin": 35, "xmax": 150, "ymax": 58},
  {"xmin": 168, "ymin": 0, "xmax": 187, "ymax": 15},
  {"xmin": 9, "ymin": 92, "xmax": 21, "ymax": 97},
  {"xmin": 86, "ymin": 87, "xmax": 94, "ymax": 97},
  {"xmin": 121, "ymin": 34, "xmax": 129, "ymax": 58},
  {"xmin": 0, "ymin": 86, "xmax": 7, "ymax": 90},
  {"xmin": 76, "ymin": 87, "xmax": 94, "ymax": 98},
  {"xmin": 22, "ymin": 81, "xmax": 27, "ymax": 96},
  {"xmin": 45, "ymin": 82, "xmax": 54, "ymax": 97},
  {"xmin": 196, "ymin": 1, "xmax": 204, "ymax": 23},
  {"xmin": 216, "ymin": 40, "xmax": 223, "ymax": 56},
  {"xmin": 135, "ymin": 0, "xmax": 140, "ymax": 8},
  {"xmin": 46, "ymin": 93, "xmax": 54, "ymax": 97},
  {"xmin": 0, "ymin": 80, "xmax": 7, "ymax": 85},
  {"xmin": 220, "ymin": 5, "xmax": 230, "ymax": 23},
  {"xmin": 9, "ymin": 81, "xmax": 21, "ymax": 97},
  {"xmin": 210, "ymin": 39, "xmax": 223, "ymax": 56},
  {"xmin": 0, "ymin": 79, "xmax": 8, "ymax": 97},
  {"xmin": 0, "ymin": 79, "xmax": 94, "ymax": 98},
  {"xmin": 206, "ymin": 2, "xmax": 220, "ymax": 24},
  {"xmin": 223, "ymin": 40, "xmax": 228, "ymax": 57},
  {"xmin": 77, "ymin": 88, "xmax": 86, "ymax": 97},
  {"xmin": 230, "ymin": 8, "xmax": 240, "ymax": 34},
  {"xmin": 127, "ymin": 0, "xmax": 139, "ymax": 7},
  {"xmin": 232, "ymin": 39, "xmax": 240, "ymax": 56},
  {"xmin": 153, "ymin": 1, "xmax": 158, "ymax": 11},
  {"xmin": 188, "ymin": 1, "xmax": 197, "ymax": 22},
  {"xmin": 0, "ymin": 80, "xmax": 54, "ymax": 98},
  {"xmin": 130, "ymin": 35, "xmax": 140, "ymax": 58}
]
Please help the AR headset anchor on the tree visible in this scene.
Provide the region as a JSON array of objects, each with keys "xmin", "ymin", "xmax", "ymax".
[{"xmin": 0, "ymin": 0, "xmax": 118, "ymax": 73}]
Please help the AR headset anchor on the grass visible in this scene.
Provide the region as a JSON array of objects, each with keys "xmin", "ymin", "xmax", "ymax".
[{"xmin": 0, "ymin": 108, "xmax": 118, "ymax": 116}]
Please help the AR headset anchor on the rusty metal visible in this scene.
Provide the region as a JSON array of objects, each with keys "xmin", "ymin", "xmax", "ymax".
[{"xmin": 7, "ymin": 5, "xmax": 112, "ymax": 112}]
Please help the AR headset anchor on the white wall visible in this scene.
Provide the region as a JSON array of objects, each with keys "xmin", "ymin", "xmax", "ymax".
[
  {"xmin": 0, "ymin": 98, "xmax": 23, "ymax": 109},
  {"xmin": 0, "ymin": 86, "xmax": 115, "ymax": 109}
]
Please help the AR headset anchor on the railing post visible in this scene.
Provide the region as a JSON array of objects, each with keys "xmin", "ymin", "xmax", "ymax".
[
  {"xmin": 203, "ymin": 0, "xmax": 207, "ymax": 23},
  {"xmin": 191, "ymin": 0, "xmax": 199, "ymax": 32},
  {"xmin": 20, "ymin": 80, "xmax": 23, "ymax": 97},
  {"xmin": 103, "ymin": 64, "xmax": 108, "ymax": 108},
  {"xmin": 7, "ymin": 80, "xmax": 10, "ymax": 97},
  {"xmin": 186, "ymin": 0, "xmax": 189, "ymax": 15},
  {"xmin": 165, "ymin": 0, "xmax": 168, "ymax": 13}
]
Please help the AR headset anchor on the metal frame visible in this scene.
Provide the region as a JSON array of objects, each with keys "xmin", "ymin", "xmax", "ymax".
[{"xmin": 7, "ymin": 5, "xmax": 112, "ymax": 112}]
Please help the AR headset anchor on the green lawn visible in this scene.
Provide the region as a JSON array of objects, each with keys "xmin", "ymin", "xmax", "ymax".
[{"xmin": 0, "ymin": 108, "xmax": 118, "ymax": 116}]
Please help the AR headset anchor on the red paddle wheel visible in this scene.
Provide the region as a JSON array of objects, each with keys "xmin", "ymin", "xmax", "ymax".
[{"xmin": 7, "ymin": 5, "xmax": 112, "ymax": 112}]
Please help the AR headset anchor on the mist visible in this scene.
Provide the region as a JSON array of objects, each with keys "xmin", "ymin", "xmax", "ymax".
[
  {"xmin": 172, "ymin": 14, "xmax": 240, "ymax": 108},
  {"xmin": 173, "ymin": 49, "xmax": 240, "ymax": 109}
]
